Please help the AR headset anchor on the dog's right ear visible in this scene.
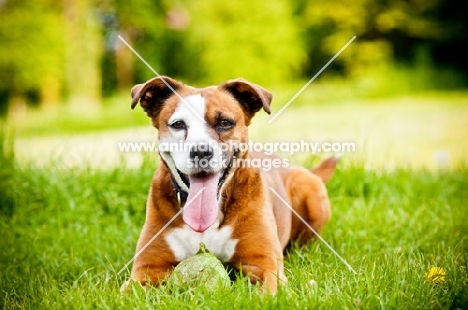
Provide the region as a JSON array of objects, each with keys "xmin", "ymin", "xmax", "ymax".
[{"xmin": 131, "ymin": 76, "xmax": 182, "ymax": 118}]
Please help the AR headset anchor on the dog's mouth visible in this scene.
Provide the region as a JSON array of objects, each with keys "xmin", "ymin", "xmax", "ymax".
[
  {"xmin": 175, "ymin": 160, "xmax": 233, "ymax": 196},
  {"xmin": 174, "ymin": 156, "xmax": 234, "ymax": 233}
]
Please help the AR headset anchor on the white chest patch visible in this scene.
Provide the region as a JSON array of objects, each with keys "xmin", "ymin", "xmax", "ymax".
[{"xmin": 165, "ymin": 224, "xmax": 238, "ymax": 262}]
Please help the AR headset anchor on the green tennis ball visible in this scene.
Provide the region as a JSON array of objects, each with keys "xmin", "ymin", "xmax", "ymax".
[{"xmin": 168, "ymin": 243, "xmax": 231, "ymax": 289}]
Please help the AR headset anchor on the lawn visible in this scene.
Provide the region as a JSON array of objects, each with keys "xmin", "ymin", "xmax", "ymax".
[
  {"xmin": 1, "ymin": 90, "xmax": 468, "ymax": 309},
  {"xmin": 11, "ymin": 91, "xmax": 468, "ymax": 170},
  {"xmin": 1, "ymin": 144, "xmax": 467, "ymax": 308}
]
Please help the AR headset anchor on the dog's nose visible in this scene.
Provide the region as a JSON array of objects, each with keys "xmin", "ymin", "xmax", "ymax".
[{"xmin": 190, "ymin": 143, "xmax": 214, "ymax": 161}]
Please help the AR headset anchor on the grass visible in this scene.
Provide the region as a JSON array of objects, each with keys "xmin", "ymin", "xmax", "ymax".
[
  {"xmin": 1, "ymin": 140, "xmax": 467, "ymax": 308},
  {"xmin": 250, "ymin": 94, "xmax": 468, "ymax": 169},
  {"xmin": 2, "ymin": 86, "xmax": 468, "ymax": 308},
  {"xmin": 7, "ymin": 94, "xmax": 150, "ymax": 138},
  {"xmin": 12, "ymin": 93, "xmax": 468, "ymax": 170},
  {"xmin": 8, "ymin": 87, "xmax": 468, "ymax": 138}
]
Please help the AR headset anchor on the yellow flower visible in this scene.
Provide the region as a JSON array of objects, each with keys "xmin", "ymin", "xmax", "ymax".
[{"xmin": 425, "ymin": 267, "xmax": 446, "ymax": 284}]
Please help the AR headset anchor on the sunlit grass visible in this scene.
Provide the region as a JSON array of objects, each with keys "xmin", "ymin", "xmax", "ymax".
[
  {"xmin": 10, "ymin": 91, "xmax": 468, "ymax": 170},
  {"xmin": 7, "ymin": 94, "xmax": 150, "ymax": 138},
  {"xmin": 9, "ymin": 87, "xmax": 468, "ymax": 138},
  {"xmin": 250, "ymin": 94, "xmax": 468, "ymax": 169},
  {"xmin": 1, "ymin": 145, "xmax": 467, "ymax": 308}
]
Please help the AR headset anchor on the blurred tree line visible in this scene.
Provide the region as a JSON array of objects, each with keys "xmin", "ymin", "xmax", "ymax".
[{"xmin": 0, "ymin": 0, "xmax": 467, "ymax": 114}]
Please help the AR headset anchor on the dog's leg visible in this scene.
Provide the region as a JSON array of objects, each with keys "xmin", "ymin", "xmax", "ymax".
[
  {"xmin": 123, "ymin": 224, "xmax": 177, "ymax": 291},
  {"xmin": 234, "ymin": 261, "xmax": 285, "ymax": 293},
  {"xmin": 286, "ymin": 168, "xmax": 332, "ymax": 245},
  {"xmin": 130, "ymin": 265, "xmax": 172, "ymax": 287},
  {"xmin": 121, "ymin": 262, "xmax": 173, "ymax": 294},
  {"xmin": 240, "ymin": 264, "xmax": 282, "ymax": 293},
  {"xmin": 230, "ymin": 237, "xmax": 286, "ymax": 294},
  {"xmin": 120, "ymin": 265, "xmax": 170, "ymax": 293}
]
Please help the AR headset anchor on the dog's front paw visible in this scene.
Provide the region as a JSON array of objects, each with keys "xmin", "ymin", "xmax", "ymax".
[{"xmin": 240, "ymin": 265, "xmax": 287, "ymax": 294}]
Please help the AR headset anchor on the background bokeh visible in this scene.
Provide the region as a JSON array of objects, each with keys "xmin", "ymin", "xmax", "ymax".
[
  {"xmin": 1, "ymin": 2, "xmax": 468, "ymax": 308},
  {"xmin": 1, "ymin": 0, "xmax": 467, "ymax": 109},
  {"xmin": 1, "ymin": 0, "xmax": 467, "ymax": 168}
]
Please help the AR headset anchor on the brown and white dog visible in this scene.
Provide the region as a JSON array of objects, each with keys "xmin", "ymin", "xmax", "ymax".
[{"xmin": 124, "ymin": 76, "xmax": 337, "ymax": 293}]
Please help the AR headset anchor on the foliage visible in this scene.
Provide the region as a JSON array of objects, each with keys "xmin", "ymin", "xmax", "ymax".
[
  {"xmin": 0, "ymin": 0, "xmax": 467, "ymax": 110},
  {"xmin": 0, "ymin": 0, "xmax": 64, "ymax": 98},
  {"xmin": 297, "ymin": 0, "xmax": 468, "ymax": 78},
  {"xmin": 102, "ymin": 0, "xmax": 305, "ymax": 86},
  {"xmin": 184, "ymin": 0, "xmax": 305, "ymax": 85},
  {"xmin": 100, "ymin": 0, "xmax": 166, "ymax": 92}
]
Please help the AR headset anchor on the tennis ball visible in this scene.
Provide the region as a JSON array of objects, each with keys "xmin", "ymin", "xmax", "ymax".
[
  {"xmin": 425, "ymin": 267, "xmax": 446, "ymax": 284},
  {"xmin": 168, "ymin": 243, "xmax": 231, "ymax": 289}
]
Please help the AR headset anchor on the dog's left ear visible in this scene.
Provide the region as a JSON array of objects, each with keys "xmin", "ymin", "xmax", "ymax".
[
  {"xmin": 130, "ymin": 76, "xmax": 182, "ymax": 119},
  {"xmin": 219, "ymin": 78, "xmax": 272, "ymax": 118}
]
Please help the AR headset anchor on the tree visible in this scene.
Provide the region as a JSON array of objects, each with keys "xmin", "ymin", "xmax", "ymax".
[
  {"xmin": 0, "ymin": 0, "xmax": 65, "ymax": 111},
  {"xmin": 184, "ymin": 0, "xmax": 306, "ymax": 85},
  {"xmin": 299, "ymin": 0, "xmax": 468, "ymax": 82},
  {"xmin": 63, "ymin": 0, "xmax": 102, "ymax": 106}
]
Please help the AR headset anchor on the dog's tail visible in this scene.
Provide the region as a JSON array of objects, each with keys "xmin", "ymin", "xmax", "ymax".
[{"xmin": 311, "ymin": 155, "xmax": 340, "ymax": 183}]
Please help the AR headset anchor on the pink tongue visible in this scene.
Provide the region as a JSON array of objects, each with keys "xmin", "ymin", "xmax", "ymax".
[{"xmin": 182, "ymin": 174, "xmax": 220, "ymax": 232}]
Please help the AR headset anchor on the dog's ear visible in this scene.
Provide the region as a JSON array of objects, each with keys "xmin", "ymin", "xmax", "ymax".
[
  {"xmin": 219, "ymin": 78, "xmax": 272, "ymax": 118},
  {"xmin": 131, "ymin": 76, "xmax": 182, "ymax": 118}
]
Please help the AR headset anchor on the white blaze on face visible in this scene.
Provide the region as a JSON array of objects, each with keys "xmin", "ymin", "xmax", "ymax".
[
  {"xmin": 159, "ymin": 94, "xmax": 224, "ymax": 232},
  {"xmin": 169, "ymin": 94, "xmax": 208, "ymax": 145},
  {"xmin": 164, "ymin": 94, "xmax": 205, "ymax": 175},
  {"xmin": 161, "ymin": 94, "xmax": 221, "ymax": 174}
]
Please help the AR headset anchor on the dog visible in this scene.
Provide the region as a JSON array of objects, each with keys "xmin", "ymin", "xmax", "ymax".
[{"xmin": 123, "ymin": 76, "xmax": 337, "ymax": 293}]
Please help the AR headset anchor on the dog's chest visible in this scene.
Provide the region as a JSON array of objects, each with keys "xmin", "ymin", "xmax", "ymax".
[{"xmin": 165, "ymin": 224, "xmax": 238, "ymax": 262}]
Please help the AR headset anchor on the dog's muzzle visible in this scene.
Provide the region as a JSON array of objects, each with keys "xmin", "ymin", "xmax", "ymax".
[{"xmin": 189, "ymin": 142, "xmax": 214, "ymax": 163}]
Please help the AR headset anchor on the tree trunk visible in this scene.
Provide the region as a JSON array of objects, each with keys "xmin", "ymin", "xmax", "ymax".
[
  {"xmin": 40, "ymin": 75, "xmax": 61, "ymax": 109},
  {"xmin": 63, "ymin": 0, "xmax": 102, "ymax": 109},
  {"xmin": 115, "ymin": 33, "xmax": 134, "ymax": 93}
]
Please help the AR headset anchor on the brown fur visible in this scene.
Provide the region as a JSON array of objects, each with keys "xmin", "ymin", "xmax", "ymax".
[{"xmin": 123, "ymin": 76, "xmax": 337, "ymax": 294}]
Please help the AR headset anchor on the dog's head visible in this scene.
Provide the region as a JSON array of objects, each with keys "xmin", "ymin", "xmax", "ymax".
[{"xmin": 131, "ymin": 76, "xmax": 272, "ymax": 232}]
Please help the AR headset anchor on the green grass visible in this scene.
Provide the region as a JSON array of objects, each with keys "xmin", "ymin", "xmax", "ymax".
[
  {"xmin": 1, "ymin": 142, "xmax": 467, "ymax": 308},
  {"xmin": 12, "ymin": 93, "xmax": 468, "ymax": 170},
  {"xmin": 2, "ymin": 88, "xmax": 468, "ymax": 308},
  {"xmin": 7, "ymin": 94, "xmax": 150, "ymax": 138},
  {"xmin": 9, "ymin": 88, "xmax": 468, "ymax": 139}
]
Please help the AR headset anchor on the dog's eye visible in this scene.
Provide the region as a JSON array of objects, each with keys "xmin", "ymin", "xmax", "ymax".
[
  {"xmin": 170, "ymin": 120, "xmax": 186, "ymax": 130},
  {"xmin": 218, "ymin": 119, "xmax": 234, "ymax": 129}
]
